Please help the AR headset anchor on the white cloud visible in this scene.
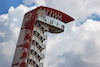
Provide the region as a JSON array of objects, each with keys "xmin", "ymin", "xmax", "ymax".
[
  {"xmin": 0, "ymin": 31, "xmax": 5, "ymax": 38},
  {"xmin": 0, "ymin": 40, "xmax": 16, "ymax": 58},
  {"xmin": 34, "ymin": 0, "xmax": 46, "ymax": 6},
  {"xmin": 23, "ymin": 0, "xmax": 46, "ymax": 6},
  {"xmin": 0, "ymin": 40, "xmax": 16, "ymax": 67},
  {"xmin": 23, "ymin": 0, "xmax": 35, "ymax": 6},
  {"xmin": 0, "ymin": 14, "xmax": 8, "ymax": 22}
]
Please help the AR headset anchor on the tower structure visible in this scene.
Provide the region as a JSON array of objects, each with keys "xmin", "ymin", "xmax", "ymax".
[{"xmin": 12, "ymin": 6, "xmax": 74, "ymax": 67}]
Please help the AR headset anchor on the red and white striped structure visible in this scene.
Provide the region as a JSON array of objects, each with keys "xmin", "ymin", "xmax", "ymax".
[{"xmin": 12, "ymin": 6, "xmax": 74, "ymax": 67}]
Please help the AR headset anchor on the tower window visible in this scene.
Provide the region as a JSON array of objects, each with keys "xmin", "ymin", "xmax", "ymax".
[{"xmin": 61, "ymin": 25, "xmax": 64, "ymax": 29}]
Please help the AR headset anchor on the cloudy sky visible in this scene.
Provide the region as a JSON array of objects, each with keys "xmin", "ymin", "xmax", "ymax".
[{"xmin": 0, "ymin": 0, "xmax": 100, "ymax": 67}]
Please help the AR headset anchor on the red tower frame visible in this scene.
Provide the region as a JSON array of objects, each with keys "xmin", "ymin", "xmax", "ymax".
[{"xmin": 12, "ymin": 6, "xmax": 74, "ymax": 67}]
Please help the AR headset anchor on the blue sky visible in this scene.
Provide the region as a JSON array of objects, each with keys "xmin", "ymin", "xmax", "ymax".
[
  {"xmin": 79, "ymin": 13, "xmax": 100, "ymax": 26},
  {"xmin": 0, "ymin": 0, "xmax": 35, "ymax": 15},
  {"xmin": 88, "ymin": 14, "xmax": 100, "ymax": 21}
]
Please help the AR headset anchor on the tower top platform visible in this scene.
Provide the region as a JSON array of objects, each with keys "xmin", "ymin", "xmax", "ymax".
[
  {"xmin": 26, "ymin": 6, "xmax": 74, "ymax": 23},
  {"xmin": 24, "ymin": 6, "xmax": 74, "ymax": 33}
]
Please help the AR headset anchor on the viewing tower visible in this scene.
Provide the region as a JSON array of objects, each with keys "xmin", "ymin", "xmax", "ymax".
[{"xmin": 12, "ymin": 6, "xmax": 74, "ymax": 67}]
